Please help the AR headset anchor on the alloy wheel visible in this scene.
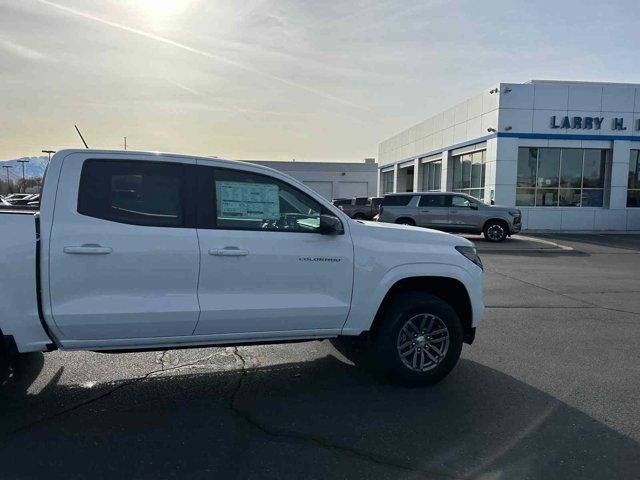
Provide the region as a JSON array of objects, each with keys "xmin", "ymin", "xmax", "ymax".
[
  {"xmin": 487, "ymin": 224, "xmax": 505, "ymax": 241},
  {"xmin": 396, "ymin": 313, "xmax": 450, "ymax": 372}
]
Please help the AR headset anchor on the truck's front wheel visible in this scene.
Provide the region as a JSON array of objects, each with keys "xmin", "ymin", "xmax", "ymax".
[{"xmin": 371, "ymin": 292, "xmax": 463, "ymax": 386}]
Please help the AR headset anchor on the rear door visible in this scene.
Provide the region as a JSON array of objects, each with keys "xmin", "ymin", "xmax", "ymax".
[
  {"xmin": 416, "ymin": 194, "xmax": 450, "ymax": 228},
  {"xmin": 193, "ymin": 162, "xmax": 354, "ymax": 336},
  {"xmin": 48, "ymin": 154, "xmax": 200, "ymax": 341}
]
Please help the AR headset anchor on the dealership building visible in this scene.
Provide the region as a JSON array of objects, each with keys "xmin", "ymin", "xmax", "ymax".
[
  {"xmin": 378, "ymin": 80, "xmax": 640, "ymax": 230},
  {"xmin": 249, "ymin": 158, "xmax": 378, "ymax": 200}
]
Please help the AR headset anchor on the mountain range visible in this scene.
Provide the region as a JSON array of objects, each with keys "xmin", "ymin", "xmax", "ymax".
[{"xmin": 0, "ymin": 156, "xmax": 48, "ymax": 181}]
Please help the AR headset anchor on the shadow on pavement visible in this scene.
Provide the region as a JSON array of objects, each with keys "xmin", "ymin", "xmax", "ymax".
[
  {"xmin": 0, "ymin": 352, "xmax": 44, "ymax": 394},
  {"xmin": 1, "ymin": 353, "xmax": 638, "ymax": 479}
]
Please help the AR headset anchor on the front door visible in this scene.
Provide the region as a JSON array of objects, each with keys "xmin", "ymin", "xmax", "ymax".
[
  {"xmin": 49, "ymin": 155, "xmax": 200, "ymax": 341},
  {"xmin": 416, "ymin": 194, "xmax": 450, "ymax": 228},
  {"xmin": 194, "ymin": 163, "xmax": 354, "ymax": 336},
  {"xmin": 448, "ymin": 195, "xmax": 479, "ymax": 230}
]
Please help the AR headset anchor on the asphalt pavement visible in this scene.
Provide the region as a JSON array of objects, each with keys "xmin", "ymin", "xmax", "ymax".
[{"xmin": 1, "ymin": 234, "xmax": 639, "ymax": 479}]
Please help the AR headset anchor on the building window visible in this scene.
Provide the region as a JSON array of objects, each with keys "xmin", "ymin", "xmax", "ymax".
[
  {"xmin": 452, "ymin": 150, "xmax": 485, "ymax": 199},
  {"xmin": 516, "ymin": 147, "xmax": 608, "ymax": 207},
  {"xmin": 382, "ymin": 171, "xmax": 394, "ymax": 194},
  {"xmin": 629, "ymin": 150, "xmax": 640, "ymax": 207},
  {"xmin": 421, "ymin": 160, "xmax": 441, "ymax": 191}
]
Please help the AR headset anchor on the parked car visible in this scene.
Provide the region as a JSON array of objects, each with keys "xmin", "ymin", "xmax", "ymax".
[
  {"xmin": 377, "ymin": 192, "xmax": 521, "ymax": 242},
  {"xmin": 0, "ymin": 150, "xmax": 484, "ymax": 386},
  {"xmin": 336, "ymin": 196, "xmax": 383, "ymax": 220}
]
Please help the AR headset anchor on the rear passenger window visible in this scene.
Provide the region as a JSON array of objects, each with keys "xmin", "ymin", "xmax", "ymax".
[
  {"xmin": 419, "ymin": 195, "xmax": 448, "ymax": 207},
  {"xmin": 382, "ymin": 195, "xmax": 413, "ymax": 206},
  {"xmin": 78, "ymin": 160, "xmax": 186, "ymax": 227}
]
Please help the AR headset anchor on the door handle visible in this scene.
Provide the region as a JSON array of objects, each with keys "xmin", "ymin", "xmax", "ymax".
[
  {"xmin": 64, "ymin": 244, "xmax": 112, "ymax": 255},
  {"xmin": 209, "ymin": 247, "xmax": 249, "ymax": 257}
]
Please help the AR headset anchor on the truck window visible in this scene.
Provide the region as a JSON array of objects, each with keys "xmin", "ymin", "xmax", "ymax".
[
  {"xmin": 211, "ymin": 168, "xmax": 325, "ymax": 233},
  {"xmin": 77, "ymin": 159, "xmax": 186, "ymax": 227},
  {"xmin": 382, "ymin": 195, "xmax": 413, "ymax": 206},
  {"xmin": 418, "ymin": 195, "xmax": 448, "ymax": 207},
  {"xmin": 354, "ymin": 197, "xmax": 369, "ymax": 206}
]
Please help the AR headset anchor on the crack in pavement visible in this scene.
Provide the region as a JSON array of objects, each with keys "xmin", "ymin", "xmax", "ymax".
[
  {"xmin": 6, "ymin": 348, "xmax": 459, "ymax": 479},
  {"xmin": 157, "ymin": 350, "xmax": 169, "ymax": 371},
  {"xmin": 2, "ymin": 352, "xmax": 215, "ymax": 439},
  {"xmin": 227, "ymin": 347, "xmax": 457, "ymax": 479}
]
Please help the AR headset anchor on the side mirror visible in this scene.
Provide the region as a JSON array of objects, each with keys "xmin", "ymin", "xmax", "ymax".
[
  {"xmin": 469, "ymin": 203, "xmax": 479, "ymax": 210},
  {"xmin": 319, "ymin": 214, "xmax": 344, "ymax": 235}
]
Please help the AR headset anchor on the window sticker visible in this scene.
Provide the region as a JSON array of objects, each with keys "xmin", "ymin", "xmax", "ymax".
[{"xmin": 216, "ymin": 181, "xmax": 280, "ymax": 220}]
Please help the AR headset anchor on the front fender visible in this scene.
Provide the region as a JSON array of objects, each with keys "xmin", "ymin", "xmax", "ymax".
[{"xmin": 341, "ymin": 262, "xmax": 484, "ymax": 335}]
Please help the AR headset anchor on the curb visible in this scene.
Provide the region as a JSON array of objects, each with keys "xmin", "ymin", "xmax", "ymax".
[{"xmin": 471, "ymin": 235, "xmax": 574, "ymax": 253}]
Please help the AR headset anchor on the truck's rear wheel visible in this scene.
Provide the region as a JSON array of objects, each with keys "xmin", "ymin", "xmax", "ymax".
[{"xmin": 370, "ymin": 292, "xmax": 463, "ymax": 386}]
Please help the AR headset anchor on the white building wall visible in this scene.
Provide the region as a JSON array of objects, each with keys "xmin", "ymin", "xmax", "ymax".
[
  {"xmin": 377, "ymin": 80, "xmax": 640, "ymax": 231},
  {"xmin": 250, "ymin": 161, "xmax": 378, "ymax": 200},
  {"xmin": 378, "ymin": 84, "xmax": 500, "ymax": 167}
]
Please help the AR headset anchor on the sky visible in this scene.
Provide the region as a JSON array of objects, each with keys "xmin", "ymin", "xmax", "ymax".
[{"xmin": 0, "ymin": 0, "xmax": 638, "ymax": 162}]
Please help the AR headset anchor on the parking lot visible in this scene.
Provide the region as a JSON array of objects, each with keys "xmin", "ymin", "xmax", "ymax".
[{"xmin": 1, "ymin": 233, "xmax": 639, "ymax": 480}]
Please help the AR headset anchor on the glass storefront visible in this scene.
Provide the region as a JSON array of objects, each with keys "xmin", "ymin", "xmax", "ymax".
[
  {"xmin": 516, "ymin": 147, "xmax": 609, "ymax": 207},
  {"xmin": 451, "ymin": 150, "xmax": 485, "ymax": 199},
  {"xmin": 382, "ymin": 170, "xmax": 394, "ymax": 194},
  {"xmin": 628, "ymin": 150, "xmax": 640, "ymax": 207},
  {"xmin": 421, "ymin": 160, "xmax": 441, "ymax": 191}
]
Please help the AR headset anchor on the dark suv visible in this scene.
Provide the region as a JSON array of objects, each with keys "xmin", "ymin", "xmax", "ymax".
[
  {"xmin": 377, "ymin": 192, "xmax": 521, "ymax": 242},
  {"xmin": 333, "ymin": 197, "xmax": 383, "ymax": 220}
]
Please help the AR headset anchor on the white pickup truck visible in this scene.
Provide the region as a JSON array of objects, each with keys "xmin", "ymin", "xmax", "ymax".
[{"xmin": 0, "ymin": 150, "xmax": 484, "ymax": 385}]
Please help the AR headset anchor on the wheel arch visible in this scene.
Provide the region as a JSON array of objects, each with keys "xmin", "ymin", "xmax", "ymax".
[
  {"xmin": 394, "ymin": 217, "xmax": 416, "ymax": 225},
  {"xmin": 369, "ymin": 276, "xmax": 475, "ymax": 345},
  {"xmin": 482, "ymin": 217, "xmax": 509, "ymax": 232}
]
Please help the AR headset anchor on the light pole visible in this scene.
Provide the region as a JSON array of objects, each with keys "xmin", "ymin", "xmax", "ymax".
[
  {"xmin": 17, "ymin": 159, "xmax": 29, "ymax": 192},
  {"xmin": 2, "ymin": 165, "xmax": 14, "ymax": 194},
  {"xmin": 42, "ymin": 150, "xmax": 55, "ymax": 163}
]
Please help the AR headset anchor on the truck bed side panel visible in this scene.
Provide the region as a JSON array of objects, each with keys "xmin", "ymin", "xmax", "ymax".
[{"xmin": 0, "ymin": 213, "xmax": 53, "ymax": 352}]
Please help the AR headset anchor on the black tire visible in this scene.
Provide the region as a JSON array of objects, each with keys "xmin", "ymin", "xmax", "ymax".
[
  {"xmin": 369, "ymin": 292, "xmax": 463, "ymax": 386},
  {"xmin": 395, "ymin": 218, "xmax": 415, "ymax": 226},
  {"xmin": 483, "ymin": 220, "xmax": 508, "ymax": 242},
  {"xmin": 353, "ymin": 213, "xmax": 366, "ymax": 220}
]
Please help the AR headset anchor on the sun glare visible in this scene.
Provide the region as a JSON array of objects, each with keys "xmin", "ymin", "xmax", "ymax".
[{"xmin": 136, "ymin": 0, "xmax": 192, "ymax": 22}]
